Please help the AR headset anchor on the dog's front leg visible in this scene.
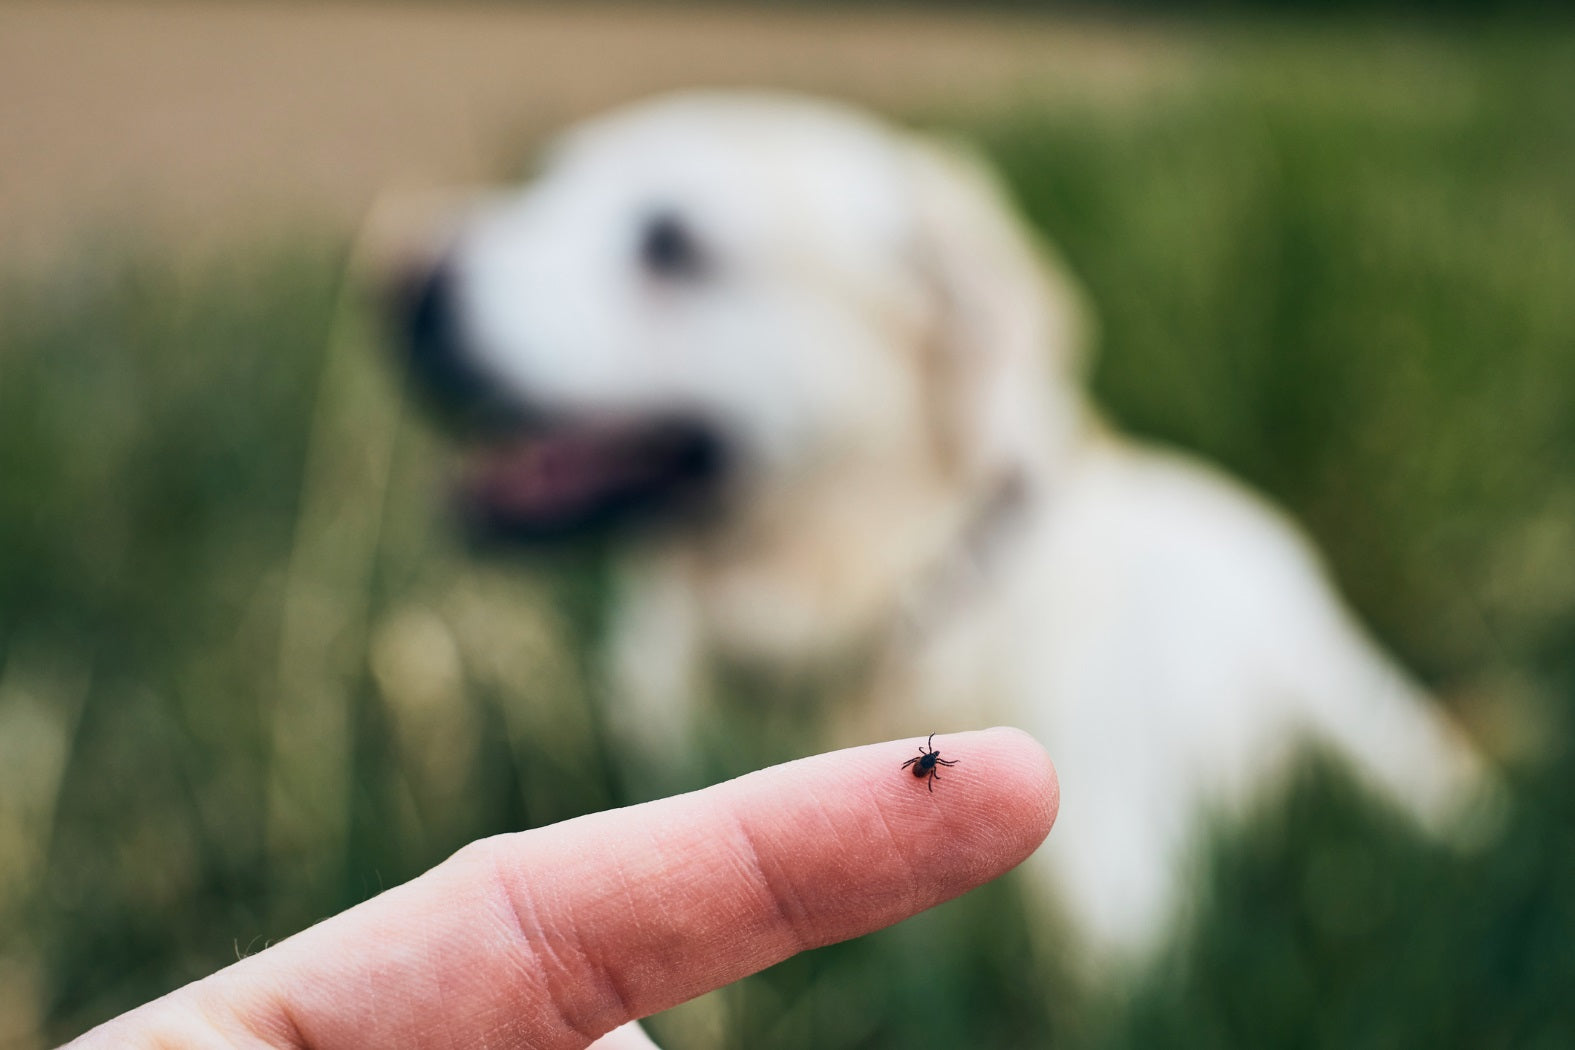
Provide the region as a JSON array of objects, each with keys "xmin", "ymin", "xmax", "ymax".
[{"xmin": 602, "ymin": 551, "xmax": 708, "ymax": 799}]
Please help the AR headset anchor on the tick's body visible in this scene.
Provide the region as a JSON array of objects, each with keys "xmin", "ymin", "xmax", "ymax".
[{"xmin": 901, "ymin": 734, "xmax": 958, "ymax": 792}]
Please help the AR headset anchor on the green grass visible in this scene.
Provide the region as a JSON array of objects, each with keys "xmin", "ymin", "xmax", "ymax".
[{"xmin": 3, "ymin": 22, "xmax": 1574, "ymax": 1050}]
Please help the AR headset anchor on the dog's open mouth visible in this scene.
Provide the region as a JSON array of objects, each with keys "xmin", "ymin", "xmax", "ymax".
[{"xmin": 457, "ymin": 415, "xmax": 727, "ymax": 541}]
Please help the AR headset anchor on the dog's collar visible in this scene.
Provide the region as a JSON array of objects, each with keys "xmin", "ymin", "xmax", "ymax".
[{"xmin": 887, "ymin": 469, "xmax": 1034, "ymax": 650}]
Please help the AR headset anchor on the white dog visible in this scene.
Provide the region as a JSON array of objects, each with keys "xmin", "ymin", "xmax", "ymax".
[{"xmin": 393, "ymin": 92, "xmax": 1494, "ymax": 969}]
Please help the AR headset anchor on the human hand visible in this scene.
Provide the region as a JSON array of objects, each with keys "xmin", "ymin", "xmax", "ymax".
[{"xmin": 65, "ymin": 728, "xmax": 1057, "ymax": 1049}]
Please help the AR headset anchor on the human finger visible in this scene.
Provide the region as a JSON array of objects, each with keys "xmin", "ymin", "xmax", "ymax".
[{"xmin": 71, "ymin": 727, "xmax": 1056, "ymax": 1050}]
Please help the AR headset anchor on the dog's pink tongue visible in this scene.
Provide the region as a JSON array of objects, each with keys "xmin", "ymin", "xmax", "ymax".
[
  {"xmin": 467, "ymin": 435, "xmax": 610, "ymax": 522},
  {"xmin": 465, "ymin": 423, "xmax": 680, "ymax": 524}
]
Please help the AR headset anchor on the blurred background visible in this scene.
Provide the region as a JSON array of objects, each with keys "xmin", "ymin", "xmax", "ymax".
[{"xmin": 2, "ymin": 2, "xmax": 1573, "ymax": 1047}]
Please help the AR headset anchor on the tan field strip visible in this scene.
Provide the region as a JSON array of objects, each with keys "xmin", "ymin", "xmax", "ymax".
[{"xmin": 0, "ymin": 2, "xmax": 1190, "ymax": 264}]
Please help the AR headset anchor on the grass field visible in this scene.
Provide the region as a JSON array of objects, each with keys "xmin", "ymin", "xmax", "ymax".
[{"xmin": 2, "ymin": 19, "xmax": 1574, "ymax": 1050}]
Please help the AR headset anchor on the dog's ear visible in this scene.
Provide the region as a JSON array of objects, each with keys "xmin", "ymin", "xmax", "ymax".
[{"xmin": 900, "ymin": 134, "xmax": 1093, "ymax": 483}]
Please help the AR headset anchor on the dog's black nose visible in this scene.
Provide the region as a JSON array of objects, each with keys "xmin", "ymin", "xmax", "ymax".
[
  {"xmin": 400, "ymin": 261, "xmax": 480, "ymax": 405},
  {"xmin": 395, "ymin": 260, "xmax": 520, "ymax": 432}
]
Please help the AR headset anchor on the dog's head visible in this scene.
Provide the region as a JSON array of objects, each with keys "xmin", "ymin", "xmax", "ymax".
[{"xmin": 394, "ymin": 92, "xmax": 1088, "ymax": 541}]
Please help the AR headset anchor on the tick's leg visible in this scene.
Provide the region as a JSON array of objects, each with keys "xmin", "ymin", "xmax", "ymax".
[
  {"xmin": 936, "ymin": 758, "xmax": 958, "ymax": 767},
  {"xmin": 901, "ymin": 757, "xmax": 919, "ymax": 770}
]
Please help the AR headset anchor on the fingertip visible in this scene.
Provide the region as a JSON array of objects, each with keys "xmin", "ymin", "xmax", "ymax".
[
  {"xmin": 863, "ymin": 727, "xmax": 1057, "ymax": 893},
  {"xmin": 980, "ymin": 725, "xmax": 1060, "ymax": 832},
  {"xmin": 947, "ymin": 727, "xmax": 1059, "ymax": 867}
]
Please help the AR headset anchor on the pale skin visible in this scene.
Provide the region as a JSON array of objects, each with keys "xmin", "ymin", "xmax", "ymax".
[{"xmin": 65, "ymin": 728, "xmax": 1058, "ymax": 1050}]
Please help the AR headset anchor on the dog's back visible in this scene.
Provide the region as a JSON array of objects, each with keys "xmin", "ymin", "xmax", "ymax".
[{"xmin": 971, "ymin": 437, "xmax": 1494, "ymax": 962}]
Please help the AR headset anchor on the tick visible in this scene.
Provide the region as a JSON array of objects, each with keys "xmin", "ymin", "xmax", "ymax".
[{"xmin": 901, "ymin": 733, "xmax": 958, "ymax": 793}]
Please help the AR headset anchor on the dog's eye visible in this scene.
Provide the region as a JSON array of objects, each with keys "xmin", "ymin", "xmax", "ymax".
[{"xmin": 639, "ymin": 213, "xmax": 707, "ymax": 281}]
